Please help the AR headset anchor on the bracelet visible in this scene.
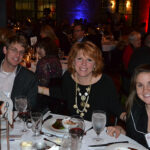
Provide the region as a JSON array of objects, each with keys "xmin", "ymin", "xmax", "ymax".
[{"xmin": 41, "ymin": 87, "xmax": 45, "ymax": 95}]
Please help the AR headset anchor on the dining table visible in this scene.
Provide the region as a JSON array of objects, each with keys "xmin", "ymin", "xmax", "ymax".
[
  {"xmin": 101, "ymin": 40, "xmax": 118, "ymax": 65},
  {"xmin": 1, "ymin": 113, "xmax": 148, "ymax": 150},
  {"xmin": 21, "ymin": 56, "xmax": 68, "ymax": 75}
]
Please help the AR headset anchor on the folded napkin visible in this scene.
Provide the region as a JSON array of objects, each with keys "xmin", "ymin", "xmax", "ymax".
[{"xmin": 0, "ymin": 91, "xmax": 13, "ymax": 125}]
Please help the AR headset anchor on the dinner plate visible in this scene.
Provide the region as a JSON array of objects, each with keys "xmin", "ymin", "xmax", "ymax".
[
  {"xmin": 105, "ymin": 143, "xmax": 148, "ymax": 150},
  {"xmin": 42, "ymin": 117, "xmax": 67, "ymax": 137}
]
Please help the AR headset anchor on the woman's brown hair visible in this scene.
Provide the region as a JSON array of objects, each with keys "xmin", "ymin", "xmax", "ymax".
[{"xmin": 126, "ymin": 64, "xmax": 150, "ymax": 115}]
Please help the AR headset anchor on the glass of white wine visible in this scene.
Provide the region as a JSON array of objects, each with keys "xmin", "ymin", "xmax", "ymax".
[{"xmin": 92, "ymin": 110, "xmax": 106, "ymax": 141}]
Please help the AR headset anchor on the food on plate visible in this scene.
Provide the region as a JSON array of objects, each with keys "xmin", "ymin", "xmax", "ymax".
[{"xmin": 52, "ymin": 119, "xmax": 65, "ymax": 129}]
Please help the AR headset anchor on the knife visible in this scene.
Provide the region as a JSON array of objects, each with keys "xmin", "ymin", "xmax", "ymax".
[
  {"xmin": 88, "ymin": 141, "xmax": 129, "ymax": 147},
  {"xmin": 44, "ymin": 138, "xmax": 61, "ymax": 146},
  {"xmin": 42, "ymin": 115, "xmax": 53, "ymax": 125}
]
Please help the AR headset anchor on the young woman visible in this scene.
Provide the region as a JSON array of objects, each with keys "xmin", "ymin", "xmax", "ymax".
[{"xmin": 126, "ymin": 64, "xmax": 150, "ymax": 148}]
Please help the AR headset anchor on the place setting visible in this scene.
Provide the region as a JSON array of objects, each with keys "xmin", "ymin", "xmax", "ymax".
[
  {"xmin": 1, "ymin": 105, "xmax": 148, "ymax": 150},
  {"xmin": 42, "ymin": 115, "xmax": 85, "ymax": 150}
]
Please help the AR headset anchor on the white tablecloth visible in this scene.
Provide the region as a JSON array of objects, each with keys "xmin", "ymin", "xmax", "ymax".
[
  {"xmin": 1, "ymin": 114, "xmax": 147, "ymax": 150},
  {"xmin": 102, "ymin": 41, "xmax": 118, "ymax": 52}
]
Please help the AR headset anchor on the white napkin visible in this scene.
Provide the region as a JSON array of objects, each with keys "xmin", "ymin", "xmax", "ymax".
[
  {"xmin": 0, "ymin": 91, "xmax": 13, "ymax": 125},
  {"xmin": 48, "ymin": 145, "xmax": 59, "ymax": 150}
]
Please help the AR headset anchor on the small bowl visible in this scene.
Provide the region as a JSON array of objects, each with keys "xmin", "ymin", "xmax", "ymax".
[
  {"xmin": 33, "ymin": 142, "xmax": 47, "ymax": 150},
  {"xmin": 62, "ymin": 118, "xmax": 77, "ymax": 130}
]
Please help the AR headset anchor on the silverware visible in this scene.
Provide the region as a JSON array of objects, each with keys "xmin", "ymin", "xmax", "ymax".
[
  {"xmin": 88, "ymin": 141, "xmax": 129, "ymax": 147},
  {"xmin": 42, "ymin": 115, "xmax": 53, "ymax": 125},
  {"xmin": 43, "ymin": 138, "xmax": 61, "ymax": 146},
  {"xmin": 40, "ymin": 131, "xmax": 59, "ymax": 138},
  {"xmin": 84, "ymin": 126, "xmax": 93, "ymax": 135}
]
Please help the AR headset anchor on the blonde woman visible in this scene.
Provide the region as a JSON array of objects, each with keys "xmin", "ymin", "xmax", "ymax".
[{"xmin": 40, "ymin": 24, "xmax": 60, "ymax": 47}]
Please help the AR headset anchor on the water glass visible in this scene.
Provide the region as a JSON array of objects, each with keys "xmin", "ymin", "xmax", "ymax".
[
  {"xmin": 15, "ymin": 96, "xmax": 28, "ymax": 132},
  {"xmin": 92, "ymin": 110, "xmax": 106, "ymax": 141},
  {"xmin": 60, "ymin": 134, "xmax": 71, "ymax": 150},
  {"xmin": 31, "ymin": 112, "xmax": 43, "ymax": 136},
  {"xmin": 60, "ymin": 132, "xmax": 82, "ymax": 150}
]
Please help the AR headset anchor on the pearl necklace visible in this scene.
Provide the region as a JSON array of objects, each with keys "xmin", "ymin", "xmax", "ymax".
[{"xmin": 73, "ymin": 82, "xmax": 91, "ymax": 117}]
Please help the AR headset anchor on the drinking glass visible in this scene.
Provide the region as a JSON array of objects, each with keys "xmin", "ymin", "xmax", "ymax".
[
  {"xmin": 31, "ymin": 112, "xmax": 43, "ymax": 136},
  {"xmin": 61, "ymin": 116, "xmax": 84, "ymax": 150},
  {"xmin": 92, "ymin": 110, "xmax": 106, "ymax": 141},
  {"xmin": 69, "ymin": 116, "xmax": 85, "ymax": 150},
  {"xmin": 15, "ymin": 96, "xmax": 28, "ymax": 132},
  {"xmin": 60, "ymin": 133, "xmax": 71, "ymax": 150}
]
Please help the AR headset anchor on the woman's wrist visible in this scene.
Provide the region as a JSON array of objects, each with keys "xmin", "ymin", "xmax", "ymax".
[{"xmin": 38, "ymin": 86, "xmax": 50, "ymax": 96}]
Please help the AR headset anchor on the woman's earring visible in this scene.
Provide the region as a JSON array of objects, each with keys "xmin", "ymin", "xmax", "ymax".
[{"xmin": 93, "ymin": 66, "xmax": 96, "ymax": 71}]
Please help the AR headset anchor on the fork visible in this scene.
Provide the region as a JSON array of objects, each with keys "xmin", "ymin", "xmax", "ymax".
[{"xmin": 40, "ymin": 131, "xmax": 59, "ymax": 137}]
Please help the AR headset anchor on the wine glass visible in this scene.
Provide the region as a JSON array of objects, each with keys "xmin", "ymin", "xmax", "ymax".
[
  {"xmin": 31, "ymin": 112, "xmax": 43, "ymax": 137},
  {"xmin": 92, "ymin": 110, "xmax": 106, "ymax": 141},
  {"xmin": 15, "ymin": 96, "xmax": 28, "ymax": 132}
]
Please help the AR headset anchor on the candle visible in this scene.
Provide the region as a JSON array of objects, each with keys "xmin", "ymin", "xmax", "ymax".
[{"xmin": 20, "ymin": 141, "xmax": 33, "ymax": 150}]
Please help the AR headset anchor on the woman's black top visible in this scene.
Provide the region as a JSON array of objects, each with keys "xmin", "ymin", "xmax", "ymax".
[
  {"xmin": 126, "ymin": 98, "xmax": 149, "ymax": 149},
  {"xmin": 51, "ymin": 71, "xmax": 124, "ymax": 123}
]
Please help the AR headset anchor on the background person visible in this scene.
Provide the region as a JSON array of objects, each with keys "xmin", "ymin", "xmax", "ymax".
[
  {"xmin": 40, "ymin": 24, "xmax": 60, "ymax": 48},
  {"xmin": 35, "ymin": 37, "xmax": 62, "ymax": 113},
  {"xmin": 128, "ymin": 33, "xmax": 150, "ymax": 76},
  {"xmin": 36, "ymin": 37, "xmax": 62, "ymax": 87},
  {"xmin": 122, "ymin": 31, "xmax": 141, "ymax": 70},
  {"xmin": 72, "ymin": 23, "xmax": 87, "ymax": 43}
]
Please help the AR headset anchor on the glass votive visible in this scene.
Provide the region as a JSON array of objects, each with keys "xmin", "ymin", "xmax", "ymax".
[
  {"xmin": 33, "ymin": 142, "xmax": 47, "ymax": 150},
  {"xmin": 20, "ymin": 141, "xmax": 33, "ymax": 150}
]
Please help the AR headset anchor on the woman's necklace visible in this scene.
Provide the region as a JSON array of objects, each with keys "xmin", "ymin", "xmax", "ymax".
[{"xmin": 73, "ymin": 82, "xmax": 91, "ymax": 117}]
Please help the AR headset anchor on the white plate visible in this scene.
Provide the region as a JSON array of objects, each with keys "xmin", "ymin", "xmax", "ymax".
[
  {"xmin": 42, "ymin": 117, "xmax": 68, "ymax": 137},
  {"xmin": 105, "ymin": 143, "xmax": 148, "ymax": 150}
]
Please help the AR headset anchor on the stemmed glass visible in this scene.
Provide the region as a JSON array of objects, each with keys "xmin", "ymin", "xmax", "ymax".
[
  {"xmin": 30, "ymin": 112, "xmax": 43, "ymax": 137},
  {"xmin": 15, "ymin": 96, "xmax": 28, "ymax": 132},
  {"xmin": 92, "ymin": 110, "xmax": 106, "ymax": 141}
]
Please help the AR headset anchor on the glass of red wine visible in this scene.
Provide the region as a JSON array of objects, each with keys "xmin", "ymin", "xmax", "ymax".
[
  {"xmin": 69, "ymin": 116, "xmax": 85, "ymax": 150},
  {"xmin": 60, "ymin": 116, "xmax": 85, "ymax": 150}
]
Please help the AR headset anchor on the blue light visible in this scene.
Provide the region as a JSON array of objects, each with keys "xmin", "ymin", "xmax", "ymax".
[{"xmin": 67, "ymin": 0, "xmax": 90, "ymax": 24}]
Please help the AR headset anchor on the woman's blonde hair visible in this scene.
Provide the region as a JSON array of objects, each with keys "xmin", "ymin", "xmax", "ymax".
[
  {"xmin": 40, "ymin": 25, "xmax": 58, "ymax": 40},
  {"xmin": 68, "ymin": 41, "xmax": 104, "ymax": 77}
]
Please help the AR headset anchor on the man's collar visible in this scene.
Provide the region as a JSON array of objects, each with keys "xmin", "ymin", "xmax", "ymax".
[{"xmin": 77, "ymin": 37, "xmax": 84, "ymax": 42}]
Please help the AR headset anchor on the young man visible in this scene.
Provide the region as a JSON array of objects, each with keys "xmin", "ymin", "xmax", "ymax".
[{"xmin": 0, "ymin": 35, "xmax": 38, "ymax": 111}]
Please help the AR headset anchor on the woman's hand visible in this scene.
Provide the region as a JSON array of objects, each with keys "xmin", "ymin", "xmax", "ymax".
[
  {"xmin": 120, "ymin": 112, "xmax": 127, "ymax": 121},
  {"xmin": 106, "ymin": 126, "xmax": 126, "ymax": 138}
]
